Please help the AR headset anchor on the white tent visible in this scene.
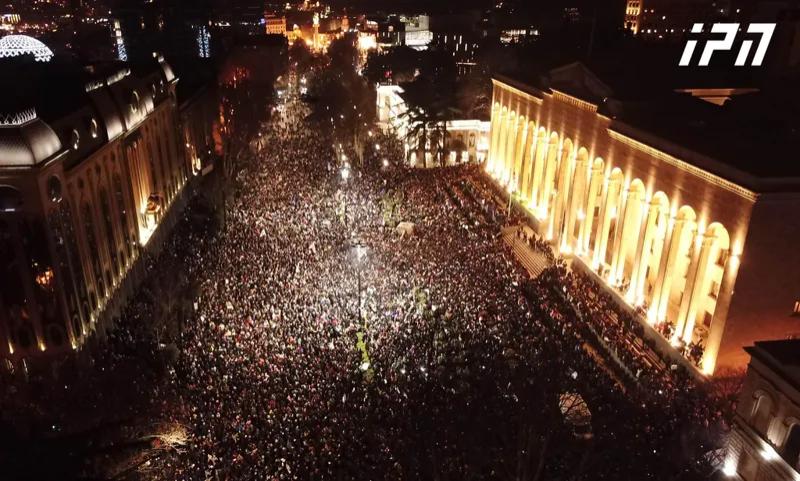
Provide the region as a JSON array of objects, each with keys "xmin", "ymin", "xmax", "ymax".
[{"xmin": 395, "ymin": 221, "xmax": 415, "ymax": 237}]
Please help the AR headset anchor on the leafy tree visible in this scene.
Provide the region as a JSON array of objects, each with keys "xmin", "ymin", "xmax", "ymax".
[
  {"xmin": 306, "ymin": 36, "xmax": 376, "ymax": 164},
  {"xmin": 398, "ymin": 50, "xmax": 460, "ymax": 166}
]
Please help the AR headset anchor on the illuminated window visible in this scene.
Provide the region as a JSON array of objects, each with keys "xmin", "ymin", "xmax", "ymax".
[
  {"xmin": 793, "ymin": 300, "xmax": 800, "ymax": 316},
  {"xmin": 131, "ymin": 90, "xmax": 140, "ymax": 113},
  {"xmin": 89, "ymin": 118, "xmax": 98, "ymax": 138},
  {"xmin": 70, "ymin": 129, "xmax": 80, "ymax": 150}
]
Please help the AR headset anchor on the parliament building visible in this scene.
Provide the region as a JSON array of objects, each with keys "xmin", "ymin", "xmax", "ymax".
[
  {"xmin": 487, "ymin": 63, "xmax": 800, "ymax": 376},
  {"xmin": 0, "ymin": 36, "xmax": 217, "ymax": 374}
]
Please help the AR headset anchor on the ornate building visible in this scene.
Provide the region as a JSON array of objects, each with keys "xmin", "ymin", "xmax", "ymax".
[
  {"xmin": 486, "ymin": 63, "xmax": 800, "ymax": 376},
  {"xmin": 265, "ymin": 14, "xmax": 287, "ymax": 35},
  {"xmin": 724, "ymin": 340, "xmax": 800, "ymax": 480},
  {"xmin": 0, "ymin": 37, "xmax": 215, "ymax": 373}
]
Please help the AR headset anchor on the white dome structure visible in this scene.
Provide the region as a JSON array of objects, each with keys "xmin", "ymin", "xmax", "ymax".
[
  {"xmin": 0, "ymin": 108, "xmax": 62, "ymax": 166},
  {"xmin": 0, "ymin": 35, "xmax": 54, "ymax": 62}
]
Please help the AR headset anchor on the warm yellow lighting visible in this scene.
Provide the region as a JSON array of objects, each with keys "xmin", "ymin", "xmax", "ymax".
[
  {"xmin": 760, "ymin": 446, "xmax": 779, "ymax": 461},
  {"xmin": 577, "ymin": 209, "xmax": 585, "ymax": 220},
  {"xmin": 139, "ymin": 224, "xmax": 155, "ymax": 246},
  {"xmin": 35, "ymin": 267, "xmax": 54, "ymax": 291},
  {"xmin": 729, "ymin": 253, "xmax": 741, "ymax": 270},
  {"xmin": 357, "ymin": 34, "xmax": 377, "ymax": 51},
  {"xmin": 722, "ymin": 458, "xmax": 736, "ymax": 477},
  {"xmin": 38, "ymin": 341, "xmax": 46, "ymax": 351},
  {"xmin": 536, "ymin": 207, "xmax": 547, "ymax": 220}
]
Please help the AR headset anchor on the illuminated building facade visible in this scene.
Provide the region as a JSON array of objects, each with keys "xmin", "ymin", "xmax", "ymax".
[
  {"xmin": 265, "ymin": 14, "xmax": 286, "ymax": 35},
  {"xmin": 623, "ymin": 0, "xmax": 736, "ymax": 39},
  {"xmin": 724, "ymin": 340, "xmax": 800, "ymax": 480},
  {"xmin": 487, "ymin": 63, "xmax": 800, "ymax": 376},
  {"xmin": 0, "ymin": 47, "xmax": 209, "ymax": 371},
  {"xmin": 625, "ymin": 0, "xmax": 643, "ymax": 34},
  {"xmin": 377, "ymin": 85, "xmax": 489, "ymax": 166}
]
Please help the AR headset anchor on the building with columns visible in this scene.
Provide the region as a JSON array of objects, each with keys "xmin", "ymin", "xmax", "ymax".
[
  {"xmin": 723, "ymin": 339, "xmax": 800, "ymax": 480},
  {"xmin": 486, "ymin": 63, "xmax": 800, "ymax": 376},
  {"xmin": 0, "ymin": 38, "xmax": 217, "ymax": 375}
]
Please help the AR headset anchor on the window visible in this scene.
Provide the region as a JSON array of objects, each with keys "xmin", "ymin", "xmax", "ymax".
[
  {"xmin": 793, "ymin": 300, "xmax": 800, "ymax": 316},
  {"xmin": 70, "ymin": 129, "xmax": 80, "ymax": 150},
  {"xmin": 89, "ymin": 118, "xmax": 99, "ymax": 138},
  {"xmin": 784, "ymin": 423, "xmax": 800, "ymax": 471},
  {"xmin": 751, "ymin": 393, "xmax": 773, "ymax": 436},
  {"xmin": 709, "ymin": 280, "xmax": 721, "ymax": 300},
  {"xmin": 131, "ymin": 90, "xmax": 140, "ymax": 113}
]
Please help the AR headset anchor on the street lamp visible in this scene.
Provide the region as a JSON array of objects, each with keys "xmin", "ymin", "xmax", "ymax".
[
  {"xmin": 349, "ymin": 242, "xmax": 368, "ymax": 329},
  {"xmin": 341, "ymin": 165, "xmax": 351, "ymax": 229}
]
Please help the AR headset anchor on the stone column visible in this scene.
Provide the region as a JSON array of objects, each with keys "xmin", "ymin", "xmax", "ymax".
[
  {"xmin": 497, "ymin": 114, "xmax": 513, "ymax": 180},
  {"xmin": 609, "ymin": 188, "xmax": 633, "ymax": 285},
  {"xmin": 650, "ymin": 218, "xmax": 688, "ymax": 324},
  {"xmin": 677, "ymin": 232, "xmax": 715, "ymax": 344},
  {"xmin": 630, "ymin": 201, "xmax": 661, "ymax": 305},
  {"xmin": 539, "ymin": 143, "xmax": 560, "ymax": 218},
  {"xmin": 513, "ymin": 121, "xmax": 529, "ymax": 193},
  {"xmin": 700, "ymin": 249, "xmax": 740, "ymax": 375},
  {"xmin": 530, "ymin": 137, "xmax": 547, "ymax": 209},
  {"xmin": 552, "ymin": 152, "xmax": 574, "ymax": 248},
  {"xmin": 592, "ymin": 176, "xmax": 621, "ymax": 271},
  {"xmin": 563, "ymin": 157, "xmax": 588, "ymax": 250},
  {"xmin": 520, "ymin": 127, "xmax": 536, "ymax": 200},
  {"xmin": 504, "ymin": 119, "xmax": 520, "ymax": 184},
  {"xmin": 580, "ymin": 163, "xmax": 603, "ymax": 255}
]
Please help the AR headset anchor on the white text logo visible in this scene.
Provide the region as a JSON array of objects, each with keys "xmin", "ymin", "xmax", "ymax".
[{"xmin": 679, "ymin": 23, "xmax": 776, "ymax": 67}]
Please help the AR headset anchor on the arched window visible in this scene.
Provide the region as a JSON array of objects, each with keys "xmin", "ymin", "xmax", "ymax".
[
  {"xmin": 89, "ymin": 118, "xmax": 99, "ymax": 139},
  {"xmin": 751, "ymin": 393, "xmax": 774, "ymax": 436},
  {"xmin": 131, "ymin": 90, "xmax": 140, "ymax": 114},
  {"xmin": 70, "ymin": 129, "xmax": 80, "ymax": 150},
  {"xmin": 783, "ymin": 423, "xmax": 800, "ymax": 470}
]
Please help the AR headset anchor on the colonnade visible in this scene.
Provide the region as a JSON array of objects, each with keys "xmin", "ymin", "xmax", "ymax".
[{"xmin": 486, "ymin": 102, "xmax": 740, "ymax": 374}]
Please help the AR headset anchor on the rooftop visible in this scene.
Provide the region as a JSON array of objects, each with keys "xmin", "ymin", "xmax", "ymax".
[
  {"xmin": 494, "ymin": 51, "xmax": 800, "ymax": 192},
  {"xmin": 746, "ymin": 339, "xmax": 800, "ymax": 390},
  {"xmin": 0, "ymin": 44, "xmax": 177, "ymax": 168}
]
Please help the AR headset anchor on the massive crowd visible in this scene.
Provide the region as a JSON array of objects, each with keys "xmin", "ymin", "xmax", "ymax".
[
  {"xmin": 109, "ymin": 84, "xmax": 725, "ymax": 480},
  {"xmin": 0, "ymin": 75, "xmax": 729, "ymax": 480}
]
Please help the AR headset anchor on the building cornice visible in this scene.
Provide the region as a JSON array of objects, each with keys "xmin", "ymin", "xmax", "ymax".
[
  {"xmin": 492, "ymin": 76, "xmax": 543, "ymax": 105},
  {"xmin": 551, "ymin": 89, "xmax": 598, "ymax": 113},
  {"xmin": 608, "ymin": 125, "xmax": 759, "ymax": 203}
]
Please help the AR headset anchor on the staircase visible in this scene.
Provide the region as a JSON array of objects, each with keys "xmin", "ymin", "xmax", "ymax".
[{"xmin": 501, "ymin": 226, "xmax": 552, "ymax": 278}]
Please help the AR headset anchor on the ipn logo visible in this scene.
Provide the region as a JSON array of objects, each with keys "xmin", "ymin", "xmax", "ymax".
[{"xmin": 679, "ymin": 23, "xmax": 776, "ymax": 67}]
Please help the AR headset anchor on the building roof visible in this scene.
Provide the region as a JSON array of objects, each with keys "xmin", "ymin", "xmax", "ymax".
[
  {"xmin": 0, "ymin": 35, "xmax": 54, "ymax": 63},
  {"xmin": 494, "ymin": 59, "xmax": 800, "ymax": 193},
  {"xmin": 746, "ymin": 339, "xmax": 800, "ymax": 389},
  {"xmin": 0, "ymin": 112, "xmax": 62, "ymax": 167},
  {"xmin": 0, "ymin": 47, "xmax": 177, "ymax": 169}
]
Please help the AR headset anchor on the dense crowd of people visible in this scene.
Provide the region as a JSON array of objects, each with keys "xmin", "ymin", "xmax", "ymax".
[
  {"xmin": 99, "ymin": 78, "xmax": 724, "ymax": 480},
  {"xmin": 0, "ymin": 69, "xmax": 732, "ymax": 480}
]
